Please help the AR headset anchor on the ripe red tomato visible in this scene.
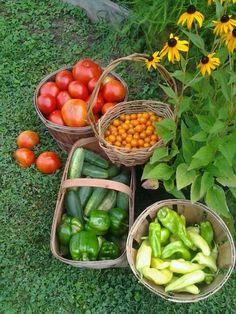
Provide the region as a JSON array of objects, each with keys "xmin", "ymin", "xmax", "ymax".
[
  {"xmin": 37, "ymin": 95, "xmax": 57, "ymax": 115},
  {"xmin": 61, "ymin": 99, "xmax": 88, "ymax": 127},
  {"xmin": 90, "ymin": 94, "xmax": 104, "ymax": 114},
  {"xmin": 68, "ymin": 81, "xmax": 89, "ymax": 100},
  {"xmin": 17, "ymin": 130, "xmax": 40, "ymax": 149},
  {"xmin": 55, "ymin": 70, "xmax": 74, "ymax": 90},
  {"xmin": 36, "ymin": 151, "xmax": 61, "ymax": 174},
  {"xmin": 48, "ymin": 110, "xmax": 65, "ymax": 126},
  {"xmin": 72, "ymin": 59, "xmax": 102, "ymax": 85},
  {"xmin": 14, "ymin": 148, "xmax": 36, "ymax": 168},
  {"xmin": 56, "ymin": 91, "xmax": 71, "ymax": 110},
  {"xmin": 88, "ymin": 78, "xmax": 99, "ymax": 93},
  {"xmin": 101, "ymin": 102, "xmax": 116, "ymax": 115},
  {"xmin": 102, "ymin": 79, "xmax": 126, "ymax": 103},
  {"xmin": 40, "ymin": 82, "xmax": 60, "ymax": 98}
]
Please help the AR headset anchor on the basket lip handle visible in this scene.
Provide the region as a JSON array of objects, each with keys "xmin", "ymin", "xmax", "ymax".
[
  {"xmin": 61, "ymin": 178, "xmax": 132, "ymax": 197},
  {"xmin": 87, "ymin": 53, "xmax": 177, "ymax": 137}
]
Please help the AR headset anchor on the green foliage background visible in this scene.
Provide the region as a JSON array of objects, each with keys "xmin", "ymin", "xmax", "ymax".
[{"xmin": 0, "ymin": 1, "xmax": 235, "ymax": 313}]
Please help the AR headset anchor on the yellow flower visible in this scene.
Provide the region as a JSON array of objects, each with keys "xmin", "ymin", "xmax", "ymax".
[
  {"xmin": 160, "ymin": 34, "xmax": 189, "ymax": 64},
  {"xmin": 177, "ymin": 5, "xmax": 204, "ymax": 30},
  {"xmin": 208, "ymin": 0, "xmax": 224, "ymax": 4},
  {"xmin": 197, "ymin": 53, "xmax": 220, "ymax": 76},
  {"xmin": 222, "ymin": 27, "xmax": 236, "ymax": 53},
  {"xmin": 145, "ymin": 51, "xmax": 161, "ymax": 70},
  {"xmin": 213, "ymin": 15, "xmax": 236, "ymax": 36}
]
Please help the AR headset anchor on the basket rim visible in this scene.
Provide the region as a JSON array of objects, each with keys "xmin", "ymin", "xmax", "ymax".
[
  {"xmin": 33, "ymin": 66, "xmax": 129, "ymax": 132},
  {"xmin": 126, "ymin": 199, "xmax": 236, "ymax": 303}
]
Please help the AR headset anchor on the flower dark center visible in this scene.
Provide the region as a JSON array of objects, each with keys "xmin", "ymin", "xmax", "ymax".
[
  {"xmin": 168, "ymin": 38, "xmax": 177, "ymax": 47},
  {"xmin": 148, "ymin": 56, "xmax": 154, "ymax": 62},
  {"xmin": 201, "ymin": 56, "xmax": 209, "ymax": 64},
  {"xmin": 220, "ymin": 15, "xmax": 229, "ymax": 23},
  {"xmin": 187, "ymin": 5, "xmax": 196, "ymax": 14},
  {"xmin": 233, "ymin": 27, "xmax": 236, "ymax": 38}
]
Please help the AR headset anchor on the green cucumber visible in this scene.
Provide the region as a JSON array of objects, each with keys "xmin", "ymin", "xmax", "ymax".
[
  {"xmin": 107, "ymin": 165, "xmax": 120, "ymax": 178},
  {"xmin": 84, "ymin": 187, "xmax": 108, "ymax": 216},
  {"xmin": 64, "ymin": 189, "xmax": 84, "ymax": 225},
  {"xmin": 111, "ymin": 170, "xmax": 130, "ymax": 184},
  {"xmin": 116, "ymin": 192, "xmax": 129, "ymax": 211},
  {"xmin": 97, "ymin": 190, "xmax": 117, "ymax": 211},
  {"xmin": 84, "ymin": 149, "xmax": 109, "ymax": 169},
  {"xmin": 82, "ymin": 162, "xmax": 109, "ymax": 178},
  {"xmin": 78, "ymin": 186, "xmax": 93, "ymax": 208},
  {"xmin": 68, "ymin": 148, "xmax": 85, "ymax": 179}
]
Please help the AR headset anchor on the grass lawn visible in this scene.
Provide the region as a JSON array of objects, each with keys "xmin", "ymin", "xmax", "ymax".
[{"xmin": 0, "ymin": 1, "xmax": 235, "ymax": 313}]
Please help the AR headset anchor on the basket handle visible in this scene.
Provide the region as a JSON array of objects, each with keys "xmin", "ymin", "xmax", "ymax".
[
  {"xmin": 87, "ymin": 53, "xmax": 177, "ymax": 137},
  {"xmin": 61, "ymin": 178, "xmax": 132, "ymax": 197}
]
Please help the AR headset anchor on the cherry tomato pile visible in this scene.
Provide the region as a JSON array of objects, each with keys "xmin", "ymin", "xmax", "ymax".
[
  {"xmin": 14, "ymin": 130, "xmax": 61, "ymax": 174},
  {"xmin": 36, "ymin": 59, "xmax": 126, "ymax": 127},
  {"xmin": 105, "ymin": 112, "xmax": 162, "ymax": 149}
]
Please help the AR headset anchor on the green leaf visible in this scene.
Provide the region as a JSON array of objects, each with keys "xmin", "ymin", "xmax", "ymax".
[
  {"xmin": 159, "ymin": 84, "xmax": 178, "ymax": 100},
  {"xmin": 163, "ymin": 179, "xmax": 174, "ymax": 192},
  {"xmin": 200, "ymin": 172, "xmax": 214, "ymax": 198},
  {"xmin": 141, "ymin": 162, "xmax": 174, "ymax": 181},
  {"xmin": 169, "ymin": 187, "xmax": 186, "ymax": 199},
  {"xmin": 214, "ymin": 155, "xmax": 235, "ymax": 179},
  {"xmin": 181, "ymin": 30, "xmax": 206, "ymax": 53},
  {"xmin": 150, "ymin": 147, "xmax": 168, "ymax": 164},
  {"xmin": 177, "ymin": 96, "xmax": 192, "ymax": 117},
  {"xmin": 188, "ymin": 145, "xmax": 215, "ymax": 170},
  {"xmin": 218, "ymin": 138, "xmax": 236, "ymax": 166},
  {"xmin": 191, "ymin": 131, "xmax": 208, "ymax": 142},
  {"xmin": 181, "ymin": 121, "xmax": 196, "ymax": 163},
  {"xmin": 172, "ymin": 71, "xmax": 193, "ymax": 85},
  {"xmin": 196, "ymin": 115, "xmax": 215, "ymax": 133},
  {"xmin": 216, "ymin": 175, "xmax": 236, "ymax": 187},
  {"xmin": 209, "ymin": 120, "xmax": 225, "ymax": 134},
  {"xmin": 155, "ymin": 118, "xmax": 176, "ymax": 144},
  {"xmin": 205, "ymin": 185, "xmax": 231, "ymax": 218},
  {"xmin": 191, "ymin": 175, "xmax": 202, "ymax": 203},
  {"xmin": 176, "ymin": 163, "xmax": 196, "ymax": 190},
  {"xmin": 215, "ymin": 0, "xmax": 224, "ymax": 20},
  {"xmin": 212, "ymin": 69, "xmax": 231, "ymax": 102},
  {"xmin": 229, "ymin": 187, "xmax": 236, "ymax": 198}
]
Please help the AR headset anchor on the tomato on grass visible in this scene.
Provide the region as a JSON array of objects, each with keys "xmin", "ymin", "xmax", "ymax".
[
  {"xmin": 36, "ymin": 151, "xmax": 61, "ymax": 174},
  {"xmin": 55, "ymin": 70, "xmax": 73, "ymax": 90},
  {"xmin": 72, "ymin": 59, "xmax": 102, "ymax": 85},
  {"xmin": 48, "ymin": 110, "xmax": 65, "ymax": 126},
  {"xmin": 61, "ymin": 99, "xmax": 88, "ymax": 127},
  {"xmin": 17, "ymin": 130, "xmax": 39, "ymax": 149},
  {"xmin": 37, "ymin": 95, "xmax": 57, "ymax": 115},
  {"xmin": 14, "ymin": 148, "xmax": 36, "ymax": 168},
  {"xmin": 40, "ymin": 82, "xmax": 60, "ymax": 98}
]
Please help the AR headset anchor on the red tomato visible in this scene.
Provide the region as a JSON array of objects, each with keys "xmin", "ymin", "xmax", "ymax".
[
  {"xmin": 37, "ymin": 95, "xmax": 57, "ymax": 115},
  {"xmin": 17, "ymin": 130, "xmax": 40, "ymax": 149},
  {"xmin": 14, "ymin": 148, "xmax": 36, "ymax": 168},
  {"xmin": 36, "ymin": 151, "xmax": 61, "ymax": 174},
  {"xmin": 101, "ymin": 102, "xmax": 116, "ymax": 115},
  {"xmin": 48, "ymin": 110, "xmax": 65, "ymax": 126},
  {"xmin": 88, "ymin": 78, "xmax": 99, "ymax": 93},
  {"xmin": 102, "ymin": 79, "xmax": 126, "ymax": 103},
  {"xmin": 92, "ymin": 94, "xmax": 104, "ymax": 114},
  {"xmin": 40, "ymin": 82, "xmax": 60, "ymax": 98},
  {"xmin": 61, "ymin": 99, "xmax": 88, "ymax": 127},
  {"xmin": 72, "ymin": 59, "xmax": 102, "ymax": 85},
  {"xmin": 56, "ymin": 91, "xmax": 71, "ymax": 110},
  {"xmin": 55, "ymin": 70, "xmax": 74, "ymax": 90},
  {"xmin": 68, "ymin": 81, "xmax": 89, "ymax": 100},
  {"xmin": 103, "ymin": 74, "xmax": 116, "ymax": 85}
]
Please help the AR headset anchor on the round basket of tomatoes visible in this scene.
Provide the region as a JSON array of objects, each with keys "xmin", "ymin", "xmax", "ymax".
[
  {"xmin": 87, "ymin": 53, "xmax": 177, "ymax": 166},
  {"xmin": 34, "ymin": 59, "xmax": 128, "ymax": 152}
]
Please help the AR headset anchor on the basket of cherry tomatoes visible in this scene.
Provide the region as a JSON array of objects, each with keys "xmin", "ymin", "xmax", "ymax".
[{"xmin": 34, "ymin": 59, "xmax": 128, "ymax": 152}]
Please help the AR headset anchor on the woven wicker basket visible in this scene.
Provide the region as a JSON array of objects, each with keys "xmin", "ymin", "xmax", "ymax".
[
  {"xmin": 126, "ymin": 199, "xmax": 236, "ymax": 303},
  {"xmin": 34, "ymin": 67, "xmax": 128, "ymax": 152},
  {"xmin": 50, "ymin": 137, "xmax": 135, "ymax": 269},
  {"xmin": 87, "ymin": 53, "xmax": 176, "ymax": 166}
]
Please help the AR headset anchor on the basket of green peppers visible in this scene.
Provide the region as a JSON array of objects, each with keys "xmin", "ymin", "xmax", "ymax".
[
  {"xmin": 50, "ymin": 137, "xmax": 135, "ymax": 269},
  {"xmin": 126, "ymin": 200, "xmax": 235, "ymax": 303}
]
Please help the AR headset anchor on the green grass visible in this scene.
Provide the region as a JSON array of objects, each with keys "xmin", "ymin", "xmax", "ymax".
[{"xmin": 0, "ymin": 0, "xmax": 235, "ymax": 313}]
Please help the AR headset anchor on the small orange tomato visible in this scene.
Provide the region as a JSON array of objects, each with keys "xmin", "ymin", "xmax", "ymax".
[
  {"xmin": 17, "ymin": 130, "xmax": 40, "ymax": 149},
  {"xmin": 14, "ymin": 148, "xmax": 36, "ymax": 168},
  {"xmin": 101, "ymin": 102, "xmax": 116, "ymax": 115}
]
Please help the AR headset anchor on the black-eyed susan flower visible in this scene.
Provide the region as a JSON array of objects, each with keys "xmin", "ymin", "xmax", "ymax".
[
  {"xmin": 160, "ymin": 33, "xmax": 189, "ymax": 64},
  {"xmin": 208, "ymin": 0, "xmax": 224, "ymax": 5},
  {"xmin": 222, "ymin": 27, "xmax": 236, "ymax": 53},
  {"xmin": 145, "ymin": 51, "xmax": 161, "ymax": 70},
  {"xmin": 177, "ymin": 5, "xmax": 204, "ymax": 30},
  {"xmin": 213, "ymin": 15, "xmax": 236, "ymax": 36},
  {"xmin": 197, "ymin": 53, "xmax": 220, "ymax": 76}
]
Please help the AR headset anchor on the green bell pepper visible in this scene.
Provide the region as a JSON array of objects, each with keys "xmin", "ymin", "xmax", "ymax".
[
  {"xmin": 200, "ymin": 221, "xmax": 214, "ymax": 249},
  {"xmin": 98, "ymin": 240, "xmax": 121, "ymax": 260},
  {"xmin": 148, "ymin": 219, "xmax": 162, "ymax": 258},
  {"xmin": 57, "ymin": 214, "xmax": 83, "ymax": 245},
  {"xmin": 85, "ymin": 209, "xmax": 110, "ymax": 235},
  {"xmin": 157, "ymin": 207, "xmax": 194, "ymax": 250},
  {"xmin": 162, "ymin": 240, "xmax": 191, "ymax": 261},
  {"xmin": 109, "ymin": 207, "xmax": 128, "ymax": 236},
  {"xmin": 69, "ymin": 230, "xmax": 99, "ymax": 261}
]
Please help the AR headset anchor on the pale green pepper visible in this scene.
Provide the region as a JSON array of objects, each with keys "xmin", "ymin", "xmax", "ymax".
[
  {"xmin": 169, "ymin": 259, "xmax": 204, "ymax": 274},
  {"xmin": 142, "ymin": 267, "xmax": 173, "ymax": 285},
  {"xmin": 136, "ymin": 240, "xmax": 152, "ymax": 273},
  {"xmin": 165, "ymin": 270, "xmax": 205, "ymax": 292},
  {"xmin": 151, "ymin": 257, "xmax": 170, "ymax": 270},
  {"xmin": 187, "ymin": 230, "xmax": 211, "ymax": 256}
]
